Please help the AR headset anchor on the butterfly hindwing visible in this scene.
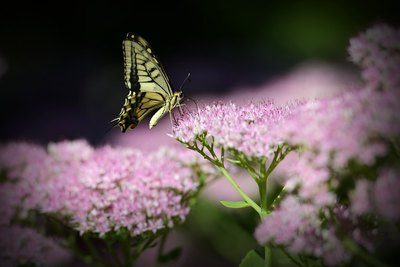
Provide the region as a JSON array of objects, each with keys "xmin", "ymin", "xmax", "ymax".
[{"xmin": 135, "ymin": 92, "xmax": 164, "ymax": 122}]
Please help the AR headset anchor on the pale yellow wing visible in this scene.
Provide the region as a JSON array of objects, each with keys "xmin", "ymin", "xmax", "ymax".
[
  {"xmin": 122, "ymin": 33, "xmax": 173, "ymax": 98},
  {"xmin": 116, "ymin": 33, "xmax": 178, "ymax": 131}
]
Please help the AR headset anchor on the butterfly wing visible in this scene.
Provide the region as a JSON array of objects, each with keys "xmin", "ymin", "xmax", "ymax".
[
  {"xmin": 149, "ymin": 102, "xmax": 169, "ymax": 128},
  {"xmin": 116, "ymin": 33, "xmax": 174, "ymax": 131},
  {"xmin": 134, "ymin": 91, "xmax": 165, "ymax": 124},
  {"xmin": 123, "ymin": 33, "xmax": 173, "ymax": 97}
]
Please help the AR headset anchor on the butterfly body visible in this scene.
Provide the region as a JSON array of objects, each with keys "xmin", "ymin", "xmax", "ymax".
[{"xmin": 114, "ymin": 33, "xmax": 183, "ymax": 132}]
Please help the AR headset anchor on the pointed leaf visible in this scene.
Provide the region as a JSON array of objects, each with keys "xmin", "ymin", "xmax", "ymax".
[
  {"xmin": 158, "ymin": 247, "xmax": 182, "ymax": 263},
  {"xmin": 239, "ymin": 250, "xmax": 264, "ymax": 267},
  {"xmin": 226, "ymin": 158, "xmax": 241, "ymax": 164},
  {"xmin": 220, "ymin": 200, "xmax": 250, "ymax": 209}
]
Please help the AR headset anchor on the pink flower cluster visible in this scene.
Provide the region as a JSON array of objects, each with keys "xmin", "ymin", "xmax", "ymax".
[
  {"xmin": 348, "ymin": 24, "xmax": 400, "ymax": 90},
  {"xmin": 351, "ymin": 167, "xmax": 400, "ymax": 221},
  {"xmin": 255, "ymin": 196, "xmax": 351, "ymax": 266},
  {"xmin": 255, "ymin": 88, "xmax": 399, "ymax": 264},
  {"xmin": 256, "ymin": 24, "xmax": 400, "ymax": 265},
  {"xmin": 0, "ymin": 140, "xmax": 204, "ymax": 237},
  {"xmin": 0, "ymin": 226, "xmax": 71, "ymax": 267},
  {"xmin": 173, "ymin": 100, "xmax": 301, "ymax": 158},
  {"xmin": 279, "ymin": 87, "xmax": 399, "ymax": 201},
  {"xmin": 172, "ymin": 23, "xmax": 400, "ymax": 265},
  {"xmin": 173, "ymin": 84, "xmax": 399, "ymax": 182}
]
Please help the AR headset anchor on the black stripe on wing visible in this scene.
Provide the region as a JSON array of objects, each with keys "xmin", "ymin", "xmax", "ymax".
[
  {"xmin": 126, "ymin": 33, "xmax": 170, "ymax": 83},
  {"xmin": 122, "ymin": 39, "xmax": 140, "ymax": 92},
  {"xmin": 134, "ymin": 92, "xmax": 165, "ymax": 122},
  {"xmin": 124, "ymin": 33, "xmax": 172, "ymax": 97}
]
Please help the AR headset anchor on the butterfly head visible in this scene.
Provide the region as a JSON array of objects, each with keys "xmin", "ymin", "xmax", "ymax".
[{"xmin": 171, "ymin": 91, "xmax": 184, "ymax": 108}]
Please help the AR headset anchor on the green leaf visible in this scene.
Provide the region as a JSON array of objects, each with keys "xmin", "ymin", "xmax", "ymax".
[
  {"xmin": 158, "ymin": 247, "xmax": 182, "ymax": 264},
  {"xmin": 239, "ymin": 250, "xmax": 264, "ymax": 267},
  {"xmin": 220, "ymin": 200, "xmax": 250, "ymax": 209},
  {"xmin": 226, "ymin": 158, "xmax": 241, "ymax": 164}
]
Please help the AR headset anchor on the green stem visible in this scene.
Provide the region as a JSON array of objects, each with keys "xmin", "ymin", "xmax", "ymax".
[
  {"xmin": 258, "ymin": 156, "xmax": 270, "ymax": 266},
  {"xmin": 264, "ymin": 245, "xmax": 272, "ymax": 267},
  {"xmin": 191, "ymin": 141, "xmax": 217, "ymax": 165},
  {"xmin": 220, "ymin": 147, "xmax": 225, "ymax": 166},
  {"xmin": 122, "ymin": 236, "xmax": 133, "ymax": 267},
  {"xmin": 299, "ymin": 254, "xmax": 310, "ymax": 267},
  {"xmin": 67, "ymin": 233, "xmax": 94, "ymax": 266},
  {"xmin": 191, "ymin": 137, "xmax": 261, "ymax": 214},
  {"xmin": 234, "ymin": 152, "xmax": 260, "ymax": 181},
  {"xmin": 391, "ymin": 137, "xmax": 400, "ymax": 156},
  {"xmin": 83, "ymin": 235, "xmax": 109, "ymax": 267},
  {"xmin": 106, "ymin": 240, "xmax": 123, "ymax": 267},
  {"xmin": 270, "ymin": 187, "xmax": 286, "ymax": 210},
  {"xmin": 279, "ymin": 248, "xmax": 303, "ymax": 267},
  {"xmin": 258, "ymin": 157, "xmax": 268, "ymax": 217},
  {"xmin": 154, "ymin": 233, "xmax": 168, "ymax": 267},
  {"xmin": 258, "ymin": 184, "xmax": 267, "ymax": 217},
  {"xmin": 265, "ymin": 147, "xmax": 281, "ymax": 178},
  {"xmin": 343, "ymin": 237, "xmax": 389, "ymax": 267},
  {"xmin": 218, "ymin": 165, "xmax": 262, "ymax": 215},
  {"xmin": 133, "ymin": 235, "xmax": 158, "ymax": 261}
]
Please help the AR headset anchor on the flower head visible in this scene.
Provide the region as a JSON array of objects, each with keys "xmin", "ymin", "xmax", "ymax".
[
  {"xmin": 255, "ymin": 196, "xmax": 351, "ymax": 266},
  {"xmin": 0, "ymin": 140, "xmax": 207, "ymax": 237},
  {"xmin": 173, "ymin": 100, "xmax": 301, "ymax": 158},
  {"xmin": 0, "ymin": 226, "xmax": 71, "ymax": 267},
  {"xmin": 348, "ymin": 24, "xmax": 400, "ymax": 90},
  {"xmin": 255, "ymin": 24, "xmax": 400, "ymax": 266}
]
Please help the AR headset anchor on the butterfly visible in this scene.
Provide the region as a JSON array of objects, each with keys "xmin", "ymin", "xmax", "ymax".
[{"xmin": 113, "ymin": 33, "xmax": 184, "ymax": 132}]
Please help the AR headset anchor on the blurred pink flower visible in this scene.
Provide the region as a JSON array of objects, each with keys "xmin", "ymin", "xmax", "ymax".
[
  {"xmin": 374, "ymin": 168, "xmax": 400, "ymax": 220},
  {"xmin": 271, "ymin": 87, "xmax": 399, "ymax": 210},
  {"xmin": 227, "ymin": 62, "xmax": 359, "ymax": 105},
  {"xmin": 0, "ymin": 226, "xmax": 71, "ymax": 267},
  {"xmin": 0, "ymin": 142, "xmax": 47, "ymax": 181},
  {"xmin": 351, "ymin": 168, "xmax": 400, "ymax": 221},
  {"xmin": 255, "ymin": 23, "xmax": 400, "ymax": 265},
  {"xmin": 255, "ymin": 196, "xmax": 351, "ymax": 266},
  {"xmin": 171, "ymin": 23, "xmax": 400, "ymax": 265},
  {"xmin": 348, "ymin": 24, "xmax": 400, "ymax": 90},
  {"xmin": 350, "ymin": 179, "xmax": 373, "ymax": 216},
  {"xmin": 0, "ymin": 140, "xmax": 207, "ymax": 237},
  {"xmin": 108, "ymin": 118, "xmax": 179, "ymax": 151}
]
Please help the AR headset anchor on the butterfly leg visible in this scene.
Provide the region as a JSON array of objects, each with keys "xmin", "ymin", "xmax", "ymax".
[
  {"xmin": 169, "ymin": 110, "xmax": 175, "ymax": 126},
  {"xmin": 178, "ymin": 103, "xmax": 184, "ymax": 115}
]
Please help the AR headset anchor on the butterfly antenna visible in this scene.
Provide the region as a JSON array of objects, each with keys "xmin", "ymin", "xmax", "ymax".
[
  {"xmin": 185, "ymin": 96, "xmax": 199, "ymax": 113},
  {"xmin": 172, "ymin": 111, "xmax": 178, "ymax": 125},
  {"xmin": 179, "ymin": 72, "xmax": 191, "ymax": 91},
  {"xmin": 104, "ymin": 120, "xmax": 119, "ymax": 136},
  {"xmin": 177, "ymin": 72, "xmax": 190, "ymax": 114}
]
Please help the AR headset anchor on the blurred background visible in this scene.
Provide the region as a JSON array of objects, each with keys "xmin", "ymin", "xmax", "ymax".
[
  {"xmin": 1, "ymin": 1, "xmax": 400, "ymax": 266},
  {"xmin": 0, "ymin": 0, "xmax": 399, "ymax": 144}
]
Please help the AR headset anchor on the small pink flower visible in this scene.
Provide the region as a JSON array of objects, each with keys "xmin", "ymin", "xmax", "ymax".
[
  {"xmin": 348, "ymin": 24, "xmax": 400, "ymax": 90},
  {"xmin": 374, "ymin": 168, "xmax": 400, "ymax": 221},
  {"xmin": 255, "ymin": 196, "xmax": 351, "ymax": 266},
  {"xmin": 351, "ymin": 179, "xmax": 373, "ymax": 216},
  {"xmin": 0, "ymin": 226, "xmax": 71, "ymax": 267}
]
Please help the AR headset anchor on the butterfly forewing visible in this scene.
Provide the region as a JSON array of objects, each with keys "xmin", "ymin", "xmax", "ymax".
[
  {"xmin": 115, "ymin": 33, "xmax": 183, "ymax": 132},
  {"xmin": 123, "ymin": 34, "xmax": 172, "ymax": 97}
]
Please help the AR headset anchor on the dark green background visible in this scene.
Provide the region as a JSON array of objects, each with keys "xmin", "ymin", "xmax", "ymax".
[{"xmin": 0, "ymin": 0, "xmax": 398, "ymax": 143}]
